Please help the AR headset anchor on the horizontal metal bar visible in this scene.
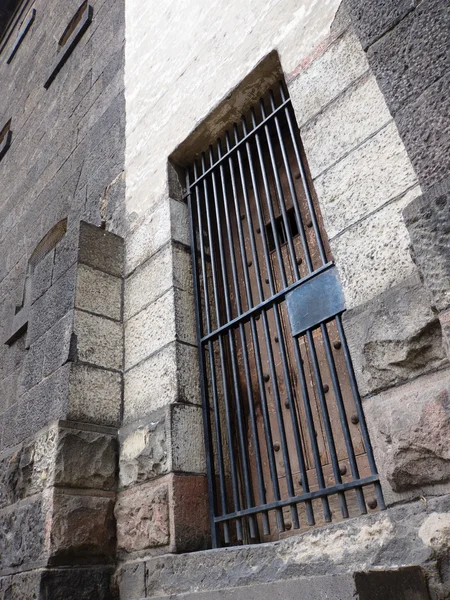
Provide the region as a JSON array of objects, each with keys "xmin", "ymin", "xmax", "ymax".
[
  {"xmin": 183, "ymin": 97, "xmax": 292, "ymax": 196},
  {"xmin": 201, "ymin": 261, "xmax": 335, "ymax": 343},
  {"xmin": 214, "ymin": 475, "xmax": 381, "ymax": 522}
]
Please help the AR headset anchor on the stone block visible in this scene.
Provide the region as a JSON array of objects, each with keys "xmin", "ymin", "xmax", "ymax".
[
  {"xmin": 75, "ymin": 263, "xmax": 122, "ymax": 321},
  {"xmin": 40, "ymin": 566, "xmax": 117, "ymax": 600},
  {"xmin": 404, "ymin": 176, "xmax": 450, "ymax": 312},
  {"xmin": 366, "ymin": 0, "xmax": 450, "ymax": 115},
  {"xmin": 0, "ymin": 570, "xmax": 42, "ymax": 600},
  {"xmin": 125, "ymin": 242, "xmax": 192, "ymax": 321},
  {"xmin": 302, "ymin": 73, "xmax": 392, "ymax": 177},
  {"xmin": 116, "ymin": 560, "xmax": 146, "ymax": 600},
  {"xmin": 0, "ymin": 368, "xmax": 20, "ymax": 413},
  {"xmin": 331, "ymin": 187, "xmax": 419, "ymax": 309},
  {"xmin": 49, "ymin": 491, "xmax": 116, "ymax": 564},
  {"xmin": 119, "ymin": 403, "xmax": 205, "ymax": 489},
  {"xmin": 441, "ymin": 311, "xmax": 450, "ymax": 360},
  {"xmin": 78, "ymin": 221, "xmax": 124, "ymax": 277},
  {"xmin": 355, "ymin": 566, "xmax": 430, "ymax": 600},
  {"xmin": 169, "ymin": 473, "xmax": 210, "ymax": 553},
  {"xmin": 115, "ymin": 481, "xmax": 170, "ymax": 554},
  {"xmin": 27, "ymin": 264, "xmax": 77, "ymax": 346},
  {"xmin": 396, "ymin": 73, "xmax": 449, "ymax": 189},
  {"xmin": 123, "ymin": 341, "xmax": 200, "ymax": 423},
  {"xmin": 364, "ymin": 368, "xmax": 450, "ymax": 498},
  {"xmin": 68, "ymin": 364, "xmax": 121, "ymax": 427},
  {"xmin": 31, "ymin": 249, "xmax": 55, "ymax": 304},
  {"xmin": 343, "ymin": 274, "xmax": 447, "ymax": 397},
  {"xmin": 52, "ymin": 224, "xmax": 81, "ymax": 284},
  {"xmin": 347, "ymin": 0, "xmax": 416, "ymax": 50},
  {"xmin": 314, "ymin": 122, "xmax": 418, "ymax": 238},
  {"xmin": 288, "ymin": 30, "xmax": 369, "ymax": 127},
  {"xmin": 41, "ymin": 311, "xmax": 75, "ymax": 379},
  {"xmin": 125, "ymin": 287, "xmax": 196, "ymax": 370},
  {"xmin": 74, "ymin": 309, "xmax": 123, "ymax": 370},
  {"xmin": 54, "ymin": 426, "xmax": 117, "ymax": 491}
]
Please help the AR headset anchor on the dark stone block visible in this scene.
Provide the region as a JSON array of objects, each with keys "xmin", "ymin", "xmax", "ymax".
[
  {"xmin": 347, "ymin": 0, "xmax": 416, "ymax": 50},
  {"xmin": 27, "ymin": 264, "xmax": 76, "ymax": 346},
  {"xmin": 403, "ymin": 174, "xmax": 450, "ymax": 312},
  {"xmin": 355, "ymin": 566, "xmax": 430, "ymax": 599},
  {"xmin": 396, "ymin": 73, "xmax": 450, "ymax": 189},
  {"xmin": 40, "ymin": 566, "xmax": 117, "ymax": 600},
  {"xmin": 0, "ymin": 570, "xmax": 41, "ymax": 600},
  {"xmin": 78, "ymin": 221, "xmax": 124, "ymax": 277},
  {"xmin": 366, "ymin": 0, "xmax": 450, "ymax": 115},
  {"xmin": 53, "ymin": 223, "xmax": 81, "ymax": 284}
]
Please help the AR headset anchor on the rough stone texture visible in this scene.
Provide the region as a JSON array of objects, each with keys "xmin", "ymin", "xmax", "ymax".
[
  {"xmin": 302, "ymin": 72, "xmax": 392, "ymax": 177},
  {"xmin": 332, "ymin": 187, "xmax": 419, "ymax": 309},
  {"xmin": 115, "ymin": 494, "xmax": 450, "ymax": 599},
  {"xmin": 76, "ymin": 263, "xmax": 122, "ymax": 321},
  {"xmin": 441, "ymin": 311, "xmax": 450, "ymax": 360},
  {"xmin": 343, "ymin": 274, "xmax": 447, "ymax": 398},
  {"xmin": 346, "ymin": 0, "xmax": 417, "ymax": 50},
  {"xmin": 68, "ymin": 364, "xmax": 121, "ymax": 427},
  {"xmin": 78, "ymin": 221, "xmax": 124, "ymax": 278},
  {"xmin": 315, "ymin": 122, "xmax": 418, "ymax": 238},
  {"xmin": 355, "ymin": 566, "xmax": 430, "ymax": 600},
  {"xmin": 364, "ymin": 368, "xmax": 450, "ymax": 496},
  {"xmin": 49, "ymin": 491, "xmax": 116, "ymax": 564},
  {"xmin": 74, "ymin": 309, "xmax": 123, "ymax": 370},
  {"xmin": 54, "ymin": 427, "xmax": 117, "ymax": 491},
  {"xmin": 115, "ymin": 481, "xmax": 170, "ymax": 554},
  {"xmin": 404, "ymin": 177, "xmax": 450, "ymax": 312},
  {"xmin": 288, "ymin": 29, "xmax": 370, "ymax": 127},
  {"xmin": 169, "ymin": 474, "xmax": 210, "ymax": 553},
  {"xmin": 123, "ymin": 341, "xmax": 201, "ymax": 424}
]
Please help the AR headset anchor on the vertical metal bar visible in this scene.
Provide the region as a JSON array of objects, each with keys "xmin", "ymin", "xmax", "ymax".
[
  {"xmin": 197, "ymin": 158, "xmax": 243, "ymax": 540},
  {"xmin": 186, "ymin": 167, "xmax": 219, "ymax": 547},
  {"xmin": 320, "ymin": 323, "xmax": 367, "ymax": 515},
  {"xmin": 207, "ymin": 149, "xmax": 257, "ymax": 538},
  {"xmin": 335, "ymin": 314, "xmax": 386, "ymax": 510},
  {"xmin": 233, "ymin": 124, "xmax": 285, "ymax": 532},
  {"xmin": 268, "ymin": 89, "xmax": 313, "ymax": 274},
  {"xmin": 222, "ymin": 138, "xmax": 270, "ymax": 534},
  {"xmin": 306, "ymin": 329, "xmax": 349, "ymax": 518},
  {"xmin": 242, "ymin": 117, "xmax": 300, "ymax": 529},
  {"xmin": 279, "ymin": 83, "xmax": 327, "ymax": 266}
]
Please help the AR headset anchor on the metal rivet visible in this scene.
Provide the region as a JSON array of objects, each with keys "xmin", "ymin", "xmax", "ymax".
[
  {"xmin": 255, "ymin": 314, "xmax": 261, "ymax": 321},
  {"xmin": 265, "ymin": 277, "xmax": 269, "ymax": 284},
  {"xmin": 247, "ymin": 260, "xmax": 252, "ymax": 268},
  {"xmin": 339, "ymin": 464, "xmax": 347, "ymax": 476},
  {"xmin": 256, "ymin": 227, "xmax": 261, "ymax": 234},
  {"xmin": 323, "ymin": 384, "xmax": 329, "ymax": 393},
  {"xmin": 294, "ymin": 172, "xmax": 301, "ymax": 180},
  {"xmin": 367, "ymin": 498, "xmax": 378, "ymax": 510},
  {"xmin": 285, "ymin": 521, "xmax": 292, "ymax": 530},
  {"xmin": 273, "ymin": 443, "xmax": 280, "ymax": 452},
  {"xmin": 274, "ymin": 336, "xmax": 279, "ymax": 343},
  {"xmin": 296, "ymin": 257, "xmax": 303, "ymax": 265},
  {"xmin": 263, "ymin": 374, "xmax": 270, "ymax": 383},
  {"xmin": 350, "ymin": 414, "xmax": 359, "ymax": 424},
  {"xmin": 240, "ymin": 214, "xmax": 245, "ymax": 220},
  {"xmin": 298, "ymin": 478, "xmax": 302, "ymax": 486},
  {"xmin": 333, "ymin": 341, "xmax": 342, "ymax": 350},
  {"xmin": 285, "ymin": 401, "xmax": 290, "ymax": 409}
]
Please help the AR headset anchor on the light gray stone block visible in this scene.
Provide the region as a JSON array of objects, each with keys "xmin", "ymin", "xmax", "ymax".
[
  {"xmin": 74, "ymin": 309, "xmax": 123, "ymax": 370},
  {"xmin": 75, "ymin": 263, "xmax": 122, "ymax": 321}
]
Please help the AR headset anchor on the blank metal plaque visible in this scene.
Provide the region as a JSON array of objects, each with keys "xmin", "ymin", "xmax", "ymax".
[{"xmin": 286, "ymin": 266, "xmax": 345, "ymax": 336}]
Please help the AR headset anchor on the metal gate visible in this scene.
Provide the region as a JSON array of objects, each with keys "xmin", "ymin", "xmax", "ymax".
[{"xmin": 185, "ymin": 83, "xmax": 385, "ymax": 548}]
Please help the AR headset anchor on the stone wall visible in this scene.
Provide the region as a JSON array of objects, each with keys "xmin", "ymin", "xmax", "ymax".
[{"xmin": 0, "ymin": 0, "xmax": 125, "ymax": 597}]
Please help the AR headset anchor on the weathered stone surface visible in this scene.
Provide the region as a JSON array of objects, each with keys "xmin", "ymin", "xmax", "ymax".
[
  {"xmin": 0, "ymin": 570, "xmax": 42, "ymax": 600},
  {"xmin": 396, "ymin": 73, "xmax": 450, "ymax": 189},
  {"xmin": 75, "ymin": 263, "xmax": 122, "ymax": 321},
  {"xmin": 365, "ymin": 369, "xmax": 450, "ymax": 495},
  {"xmin": 0, "ymin": 495, "xmax": 48, "ymax": 572},
  {"xmin": 343, "ymin": 275, "xmax": 447, "ymax": 397},
  {"xmin": 441, "ymin": 311, "xmax": 450, "ymax": 360},
  {"xmin": 404, "ymin": 177, "xmax": 450, "ymax": 312},
  {"xmin": 315, "ymin": 122, "xmax": 419, "ymax": 238},
  {"xmin": 49, "ymin": 491, "xmax": 116, "ymax": 563},
  {"xmin": 54, "ymin": 427, "xmax": 117, "ymax": 491},
  {"xmin": 78, "ymin": 221, "xmax": 124, "ymax": 277},
  {"xmin": 355, "ymin": 566, "xmax": 430, "ymax": 600},
  {"xmin": 31, "ymin": 249, "xmax": 55, "ymax": 305},
  {"xmin": 332, "ymin": 188, "xmax": 419, "ymax": 309},
  {"xmin": 115, "ymin": 481, "xmax": 170, "ymax": 553},
  {"xmin": 40, "ymin": 567, "xmax": 117, "ymax": 600},
  {"xmin": 288, "ymin": 29, "xmax": 369, "ymax": 127},
  {"xmin": 170, "ymin": 474, "xmax": 209, "ymax": 553},
  {"xmin": 68, "ymin": 364, "xmax": 121, "ymax": 427},
  {"xmin": 347, "ymin": 0, "xmax": 416, "ymax": 50},
  {"xmin": 74, "ymin": 309, "xmax": 123, "ymax": 370},
  {"xmin": 125, "ymin": 287, "xmax": 195, "ymax": 370},
  {"xmin": 365, "ymin": 0, "xmax": 449, "ymax": 115},
  {"xmin": 123, "ymin": 341, "xmax": 200, "ymax": 423},
  {"xmin": 116, "ymin": 560, "xmax": 146, "ymax": 600},
  {"xmin": 302, "ymin": 72, "xmax": 392, "ymax": 177}
]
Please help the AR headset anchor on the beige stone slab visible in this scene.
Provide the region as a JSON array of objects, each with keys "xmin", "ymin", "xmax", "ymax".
[
  {"xmin": 289, "ymin": 29, "xmax": 369, "ymax": 127},
  {"xmin": 74, "ymin": 310, "xmax": 123, "ymax": 371},
  {"xmin": 314, "ymin": 122, "xmax": 419, "ymax": 238},
  {"xmin": 123, "ymin": 341, "xmax": 200, "ymax": 423},
  {"xmin": 302, "ymin": 73, "xmax": 392, "ymax": 178},
  {"xmin": 75, "ymin": 264, "xmax": 122, "ymax": 322},
  {"xmin": 125, "ymin": 287, "xmax": 196, "ymax": 371},
  {"xmin": 68, "ymin": 364, "xmax": 121, "ymax": 427},
  {"xmin": 331, "ymin": 187, "xmax": 421, "ymax": 309},
  {"xmin": 125, "ymin": 244, "xmax": 192, "ymax": 322}
]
